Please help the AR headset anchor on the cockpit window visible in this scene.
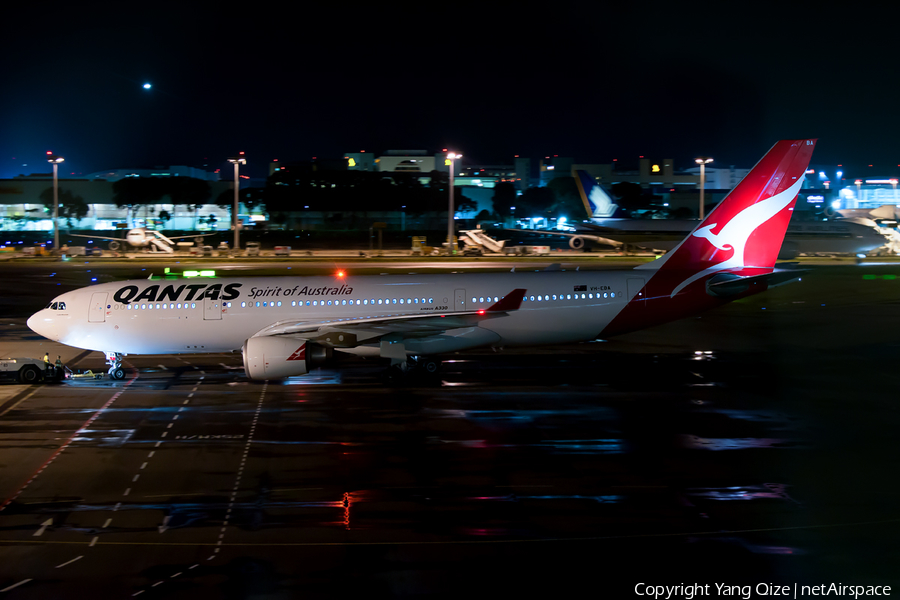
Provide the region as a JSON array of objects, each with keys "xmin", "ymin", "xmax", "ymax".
[
  {"xmin": 47, "ymin": 302, "xmax": 66, "ymax": 311},
  {"xmin": 58, "ymin": 302, "xmax": 66, "ymax": 310}
]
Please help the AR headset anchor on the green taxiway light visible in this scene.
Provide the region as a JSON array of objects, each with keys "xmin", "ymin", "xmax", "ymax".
[{"xmin": 182, "ymin": 270, "xmax": 217, "ymax": 278}]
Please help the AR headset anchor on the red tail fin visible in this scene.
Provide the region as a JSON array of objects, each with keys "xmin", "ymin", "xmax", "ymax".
[{"xmin": 640, "ymin": 139, "xmax": 816, "ymax": 297}]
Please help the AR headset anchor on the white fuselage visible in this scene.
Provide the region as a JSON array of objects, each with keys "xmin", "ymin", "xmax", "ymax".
[{"xmin": 27, "ymin": 271, "xmax": 646, "ymax": 357}]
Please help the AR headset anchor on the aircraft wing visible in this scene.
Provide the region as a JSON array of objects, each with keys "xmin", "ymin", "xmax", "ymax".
[
  {"xmin": 64, "ymin": 233, "xmax": 127, "ymax": 243},
  {"xmin": 251, "ymin": 289, "xmax": 527, "ymax": 348},
  {"xmin": 502, "ymin": 227, "xmax": 622, "ymax": 249},
  {"xmin": 165, "ymin": 233, "xmax": 218, "ymax": 241}
]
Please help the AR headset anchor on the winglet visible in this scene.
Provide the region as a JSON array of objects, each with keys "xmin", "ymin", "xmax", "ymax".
[{"xmin": 486, "ymin": 289, "xmax": 526, "ymax": 312}]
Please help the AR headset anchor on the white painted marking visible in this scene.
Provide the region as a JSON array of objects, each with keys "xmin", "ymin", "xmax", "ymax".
[
  {"xmin": 167, "ymin": 423, "xmax": 173, "ymax": 429},
  {"xmin": 171, "ymin": 572, "xmax": 182, "ymax": 578},
  {"xmin": 132, "ymin": 591, "xmax": 145, "ymax": 597},
  {"xmin": 161, "ymin": 431, "xmax": 168, "ymax": 437},
  {"xmin": 132, "ymin": 474, "xmax": 140, "ymax": 482},
  {"xmin": 140, "ymin": 462, "xmax": 148, "ymax": 469},
  {"xmin": 187, "ymin": 393, "xmax": 194, "ymax": 398},
  {"xmin": 55, "ymin": 555, "xmax": 83, "ymax": 568},
  {"xmin": 90, "ymin": 536, "xmax": 98, "ymax": 546},
  {"xmin": 159, "ymin": 515, "xmax": 171, "ymax": 534},
  {"xmin": 1, "ymin": 580, "xmax": 32, "ymax": 592},
  {"xmin": 103, "ymin": 518, "xmax": 112, "ymax": 528},
  {"xmin": 183, "ymin": 399, "xmax": 190, "ymax": 404},
  {"xmin": 152, "ymin": 581, "xmax": 163, "ymax": 587},
  {"xmin": 189, "ymin": 564, "xmax": 199, "ymax": 569},
  {"xmin": 172, "ymin": 415, "xmax": 179, "ymax": 420},
  {"xmin": 155, "ymin": 441, "xmax": 162, "ymax": 447},
  {"xmin": 33, "ymin": 518, "xmax": 52, "ymax": 536},
  {"xmin": 114, "ymin": 502, "xmax": 121, "ymax": 511},
  {"xmin": 123, "ymin": 487, "xmax": 131, "ymax": 496}
]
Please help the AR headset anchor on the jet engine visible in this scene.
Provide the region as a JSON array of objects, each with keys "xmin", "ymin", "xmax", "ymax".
[
  {"xmin": 568, "ymin": 236, "xmax": 587, "ymax": 250},
  {"xmin": 242, "ymin": 337, "xmax": 332, "ymax": 380}
]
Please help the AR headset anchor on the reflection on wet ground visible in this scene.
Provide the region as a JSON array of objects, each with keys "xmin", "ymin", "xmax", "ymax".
[{"xmin": 4, "ymin": 262, "xmax": 900, "ymax": 595}]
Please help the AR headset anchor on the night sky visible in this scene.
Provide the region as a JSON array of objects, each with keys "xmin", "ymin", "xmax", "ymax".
[{"xmin": 3, "ymin": 1, "xmax": 898, "ymax": 181}]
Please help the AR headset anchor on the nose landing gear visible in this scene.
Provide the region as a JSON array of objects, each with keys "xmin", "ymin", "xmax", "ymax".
[{"xmin": 104, "ymin": 351, "xmax": 126, "ymax": 380}]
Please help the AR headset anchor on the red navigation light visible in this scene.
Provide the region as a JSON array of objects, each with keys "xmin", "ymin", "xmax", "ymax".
[
  {"xmin": 477, "ymin": 309, "xmax": 485, "ymax": 315},
  {"xmin": 336, "ymin": 270, "xmax": 345, "ymax": 278}
]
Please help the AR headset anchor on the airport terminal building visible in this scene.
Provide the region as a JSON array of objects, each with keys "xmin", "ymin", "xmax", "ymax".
[{"xmin": 0, "ymin": 152, "xmax": 892, "ymax": 234}]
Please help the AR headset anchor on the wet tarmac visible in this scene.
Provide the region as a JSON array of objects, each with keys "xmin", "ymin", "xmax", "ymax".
[{"xmin": 1, "ymin": 260, "xmax": 899, "ymax": 598}]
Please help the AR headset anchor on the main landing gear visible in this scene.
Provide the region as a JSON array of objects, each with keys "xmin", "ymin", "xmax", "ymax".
[
  {"xmin": 382, "ymin": 355, "xmax": 441, "ymax": 384},
  {"xmin": 104, "ymin": 351, "xmax": 126, "ymax": 380}
]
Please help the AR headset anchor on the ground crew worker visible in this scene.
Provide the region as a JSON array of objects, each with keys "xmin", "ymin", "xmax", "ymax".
[
  {"xmin": 55, "ymin": 356, "xmax": 63, "ymax": 370},
  {"xmin": 43, "ymin": 352, "xmax": 50, "ymax": 365}
]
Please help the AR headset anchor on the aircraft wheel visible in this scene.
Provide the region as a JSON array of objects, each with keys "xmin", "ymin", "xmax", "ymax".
[
  {"xmin": 18, "ymin": 365, "xmax": 41, "ymax": 384},
  {"xmin": 422, "ymin": 360, "xmax": 440, "ymax": 374},
  {"xmin": 110, "ymin": 367, "xmax": 126, "ymax": 380}
]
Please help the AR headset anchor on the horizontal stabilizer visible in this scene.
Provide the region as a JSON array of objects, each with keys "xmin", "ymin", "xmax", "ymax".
[{"xmin": 706, "ymin": 269, "xmax": 806, "ymax": 298}]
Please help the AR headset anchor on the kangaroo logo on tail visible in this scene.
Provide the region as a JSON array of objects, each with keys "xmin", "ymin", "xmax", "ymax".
[{"xmin": 669, "ymin": 176, "xmax": 805, "ymax": 297}]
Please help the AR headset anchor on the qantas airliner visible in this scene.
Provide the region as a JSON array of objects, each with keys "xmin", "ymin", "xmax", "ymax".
[{"xmin": 27, "ymin": 139, "xmax": 816, "ymax": 381}]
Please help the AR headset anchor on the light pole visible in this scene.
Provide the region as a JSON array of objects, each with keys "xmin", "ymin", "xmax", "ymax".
[
  {"xmin": 227, "ymin": 153, "xmax": 246, "ymax": 251},
  {"xmin": 446, "ymin": 152, "xmax": 462, "ymax": 254},
  {"xmin": 695, "ymin": 157, "xmax": 713, "ymax": 220},
  {"xmin": 891, "ymin": 179, "xmax": 898, "ymax": 203},
  {"xmin": 855, "ymin": 180, "xmax": 863, "ymax": 208},
  {"xmin": 46, "ymin": 152, "xmax": 65, "ymax": 254}
]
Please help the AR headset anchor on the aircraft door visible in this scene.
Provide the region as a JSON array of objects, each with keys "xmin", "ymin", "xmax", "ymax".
[
  {"xmin": 204, "ymin": 296, "xmax": 223, "ymax": 320},
  {"xmin": 89, "ymin": 292, "xmax": 108, "ymax": 322},
  {"xmin": 627, "ymin": 278, "xmax": 646, "ymax": 306},
  {"xmin": 454, "ymin": 289, "xmax": 466, "ymax": 311}
]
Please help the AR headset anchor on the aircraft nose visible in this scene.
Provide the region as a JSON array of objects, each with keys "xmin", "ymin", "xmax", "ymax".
[{"xmin": 27, "ymin": 310, "xmax": 57, "ymax": 341}]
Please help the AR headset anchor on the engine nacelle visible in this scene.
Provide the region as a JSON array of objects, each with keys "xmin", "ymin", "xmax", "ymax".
[
  {"xmin": 242, "ymin": 337, "xmax": 332, "ymax": 380},
  {"xmin": 568, "ymin": 236, "xmax": 586, "ymax": 250}
]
